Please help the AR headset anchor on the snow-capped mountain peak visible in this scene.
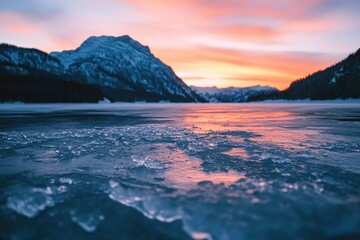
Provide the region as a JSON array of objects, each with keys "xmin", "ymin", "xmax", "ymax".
[
  {"xmin": 79, "ymin": 35, "xmax": 151, "ymax": 56},
  {"xmin": 49, "ymin": 35, "xmax": 203, "ymax": 102},
  {"xmin": 50, "ymin": 35, "xmax": 152, "ymax": 69}
]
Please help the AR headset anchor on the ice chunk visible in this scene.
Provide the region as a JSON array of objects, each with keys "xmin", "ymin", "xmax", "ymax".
[
  {"xmin": 109, "ymin": 179, "xmax": 119, "ymax": 188},
  {"xmin": 109, "ymin": 183, "xmax": 182, "ymax": 222},
  {"xmin": 6, "ymin": 186, "xmax": 54, "ymax": 218},
  {"xmin": 59, "ymin": 177, "xmax": 73, "ymax": 184},
  {"xmin": 71, "ymin": 211, "xmax": 105, "ymax": 232},
  {"xmin": 260, "ymin": 153, "xmax": 290, "ymax": 163},
  {"xmin": 131, "ymin": 155, "xmax": 166, "ymax": 169}
]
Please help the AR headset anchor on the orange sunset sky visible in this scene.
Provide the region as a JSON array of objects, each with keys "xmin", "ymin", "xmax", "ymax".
[{"xmin": 1, "ymin": 0, "xmax": 360, "ymax": 89}]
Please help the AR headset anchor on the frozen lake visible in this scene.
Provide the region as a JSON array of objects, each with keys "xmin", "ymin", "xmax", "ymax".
[{"xmin": 1, "ymin": 103, "xmax": 360, "ymax": 239}]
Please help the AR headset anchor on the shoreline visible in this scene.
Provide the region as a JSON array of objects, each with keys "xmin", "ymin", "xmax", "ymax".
[{"xmin": 1, "ymin": 98, "xmax": 360, "ymax": 105}]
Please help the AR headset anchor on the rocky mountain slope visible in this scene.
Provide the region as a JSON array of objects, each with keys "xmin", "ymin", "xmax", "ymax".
[{"xmin": 280, "ymin": 48, "xmax": 360, "ymax": 100}]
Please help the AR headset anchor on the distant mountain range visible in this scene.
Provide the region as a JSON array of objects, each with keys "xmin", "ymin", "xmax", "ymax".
[
  {"xmin": 0, "ymin": 35, "xmax": 204, "ymax": 103},
  {"xmin": 0, "ymin": 35, "xmax": 359, "ymax": 103},
  {"xmin": 191, "ymin": 85, "xmax": 278, "ymax": 102}
]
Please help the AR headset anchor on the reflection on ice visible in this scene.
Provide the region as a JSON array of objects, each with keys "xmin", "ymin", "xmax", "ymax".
[
  {"xmin": 167, "ymin": 170, "xmax": 244, "ymax": 187},
  {"xmin": 129, "ymin": 142, "xmax": 244, "ymax": 188},
  {"xmin": 222, "ymin": 148, "xmax": 250, "ymax": 159}
]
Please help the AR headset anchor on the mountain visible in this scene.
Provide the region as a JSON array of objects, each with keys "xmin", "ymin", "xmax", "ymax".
[
  {"xmin": 0, "ymin": 44, "xmax": 103, "ymax": 103},
  {"xmin": 248, "ymin": 48, "xmax": 360, "ymax": 101},
  {"xmin": 0, "ymin": 36, "xmax": 204, "ymax": 103},
  {"xmin": 50, "ymin": 35, "xmax": 203, "ymax": 102},
  {"xmin": 281, "ymin": 49, "xmax": 360, "ymax": 100},
  {"xmin": 191, "ymin": 85, "xmax": 279, "ymax": 102}
]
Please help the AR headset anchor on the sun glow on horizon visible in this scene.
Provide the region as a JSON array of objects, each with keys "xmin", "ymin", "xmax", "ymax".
[{"xmin": 176, "ymin": 62, "xmax": 297, "ymax": 89}]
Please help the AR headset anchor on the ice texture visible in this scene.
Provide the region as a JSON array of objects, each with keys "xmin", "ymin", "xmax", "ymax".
[
  {"xmin": 0, "ymin": 103, "xmax": 360, "ymax": 239},
  {"xmin": 6, "ymin": 185, "xmax": 54, "ymax": 218},
  {"xmin": 71, "ymin": 210, "xmax": 105, "ymax": 232}
]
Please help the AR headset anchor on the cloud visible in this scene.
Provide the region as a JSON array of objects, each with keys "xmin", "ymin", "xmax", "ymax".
[
  {"xmin": 0, "ymin": 0, "xmax": 64, "ymax": 20},
  {"xmin": 0, "ymin": 0, "xmax": 358, "ymax": 88},
  {"xmin": 153, "ymin": 46, "xmax": 345, "ymax": 89}
]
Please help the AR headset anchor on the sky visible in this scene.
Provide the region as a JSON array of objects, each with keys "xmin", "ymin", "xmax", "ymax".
[{"xmin": 1, "ymin": 0, "xmax": 360, "ymax": 89}]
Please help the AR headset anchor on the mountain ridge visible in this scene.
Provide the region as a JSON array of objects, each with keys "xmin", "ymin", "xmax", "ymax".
[
  {"xmin": 0, "ymin": 35, "xmax": 204, "ymax": 103},
  {"xmin": 0, "ymin": 43, "xmax": 104, "ymax": 103},
  {"xmin": 191, "ymin": 85, "xmax": 278, "ymax": 102},
  {"xmin": 249, "ymin": 48, "xmax": 360, "ymax": 101},
  {"xmin": 49, "ymin": 35, "xmax": 202, "ymax": 102},
  {"xmin": 1, "ymin": 36, "xmax": 359, "ymax": 103},
  {"xmin": 283, "ymin": 48, "xmax": 360, "ymax": 99}
]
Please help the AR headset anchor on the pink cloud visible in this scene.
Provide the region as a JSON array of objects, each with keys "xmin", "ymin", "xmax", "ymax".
[{"xmin": 0, "ymin": 12, "xmax": 40, "ymax": 34}]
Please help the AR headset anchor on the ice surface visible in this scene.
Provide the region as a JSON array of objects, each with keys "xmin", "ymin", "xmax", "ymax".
[{"xmin": 0, "ymin": 103, "xmax": 360, "ymax": 239}]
